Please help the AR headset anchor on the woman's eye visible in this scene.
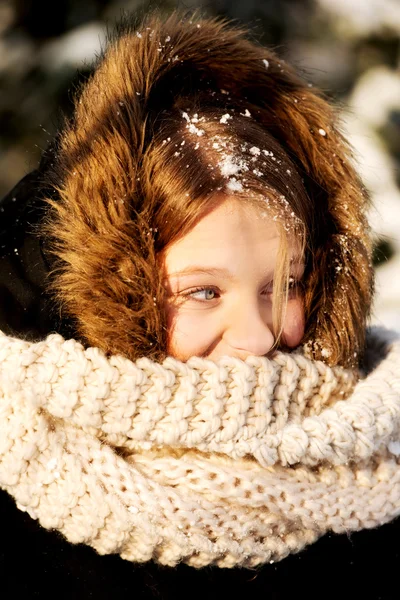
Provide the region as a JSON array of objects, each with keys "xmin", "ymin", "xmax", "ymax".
[
  {"xmin": 183, "ymin": 287, "xmax": 219, "ymax": 301},
  {"xmin": 261, "ymin": 277, "xmax": 302, "ymax": 297},
  {"xmin": 287, "ymin": 277, "xmax": 303, "ymax": 297}
]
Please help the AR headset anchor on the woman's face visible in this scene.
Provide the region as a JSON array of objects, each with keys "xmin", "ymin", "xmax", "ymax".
[{"xmin": 161, "ymin": 197, "xmax": 305, "ymax": 361}]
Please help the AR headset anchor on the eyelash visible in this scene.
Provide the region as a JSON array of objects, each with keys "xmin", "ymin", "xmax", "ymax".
[
  {"xmin": 181, "ymin": 286, "xmax": 221, "ymax": 302},
  {"xmin": 181, "ymin": 278, "xmax": 302, "ymax": 303}
]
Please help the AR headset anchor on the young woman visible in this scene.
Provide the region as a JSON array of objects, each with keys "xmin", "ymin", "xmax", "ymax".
[{"xmin": 0, "ymin": 11, "xmax": 399, "ymax": 600}]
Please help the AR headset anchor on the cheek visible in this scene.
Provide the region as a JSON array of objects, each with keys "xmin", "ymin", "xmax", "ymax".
[
  {"xmin": 165, "ymin": 305, "xmax": 217, "ymax": 361},
  {"xmin": 281, "ymin": 298, "xmax": 305, "ymax": 348}
]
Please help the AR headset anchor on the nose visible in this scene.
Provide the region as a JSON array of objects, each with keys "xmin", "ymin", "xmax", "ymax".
[{"xmin": 223, "ymin": 304, "xmax": 275, "ymax": 358}]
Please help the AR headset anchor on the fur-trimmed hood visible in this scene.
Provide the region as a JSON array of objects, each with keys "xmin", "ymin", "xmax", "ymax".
[{"xmin": 41, "ymin": 12, "xmax": 373, "ymax": 367}]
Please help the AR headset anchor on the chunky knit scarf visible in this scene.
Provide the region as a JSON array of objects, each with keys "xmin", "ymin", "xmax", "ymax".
[{"xmin": 1, "ymin": 326, "xmax": 400, "ymax": 568}]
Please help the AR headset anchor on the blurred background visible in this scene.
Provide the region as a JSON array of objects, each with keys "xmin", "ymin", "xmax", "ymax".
[{"xmin": 1, "ymin": 0, "xmax": 399, "ymax": 330}]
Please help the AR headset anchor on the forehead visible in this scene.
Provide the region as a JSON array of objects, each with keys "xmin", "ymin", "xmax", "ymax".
[
  {"xmin": 162, "ymin": 196, "xmax": 302, "ymax": 274},
  {"xmin": 169, "ymin": 197, "xmax": 276, "ymax": 248}
]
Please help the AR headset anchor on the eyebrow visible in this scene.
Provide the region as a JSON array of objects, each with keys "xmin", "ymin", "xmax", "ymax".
[
  {"xmin": 168, "ymin": 266, "xmax": 236, "ymax": 280},
  {"xmin": 168, "ymin": 257, "xmax": 304, "ymax": 279}
]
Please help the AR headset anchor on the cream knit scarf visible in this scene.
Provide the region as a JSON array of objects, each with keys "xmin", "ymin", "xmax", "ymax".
[{"xmin": 1, "ymin": 326, "xmax": 400, "ymax": 568}]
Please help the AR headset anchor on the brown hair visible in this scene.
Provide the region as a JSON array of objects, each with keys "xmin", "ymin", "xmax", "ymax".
[{"xmin": 41, "ymin": 11, "xmax": 374, "ymax": 368}]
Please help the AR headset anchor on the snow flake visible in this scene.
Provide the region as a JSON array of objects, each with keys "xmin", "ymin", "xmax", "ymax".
[
  {"xmin": 218, "ymin": 154, "xmax": 248, "ymax": 177},
  {"xmin": 227, "ymin": 178, "xmax": 243, "ymax": 192},
  {"xmin": 249, "ymin": 146, "xmax": 261, "ymax": 156},
  {"xmin": 188, "ymin": 123, "xmax": 204, "ymax": 136},
  {"xmin": 220, "ymin": 114, "xmax": 232, "ymax": 124},
  {"xmin": 182, "ymin": 111, "xmax": 205, "ymax": 136}
]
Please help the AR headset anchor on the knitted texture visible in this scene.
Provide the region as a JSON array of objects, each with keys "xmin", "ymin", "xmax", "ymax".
[{"xmin": 1, "ymin": 327, "xmax": 400, "ymax": 568}]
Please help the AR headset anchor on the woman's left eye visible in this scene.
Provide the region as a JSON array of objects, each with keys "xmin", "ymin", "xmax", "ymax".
[
  {"xmin": 286, "ymin": 276, "xmax": 298, "ymax": 291},
  {"xmin": 261, "ymin": 277, "xmax": 301, "ymax": 297}
]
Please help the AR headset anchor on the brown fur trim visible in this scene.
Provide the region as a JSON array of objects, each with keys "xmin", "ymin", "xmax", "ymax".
[{"xmin": 41, "ymin": 11, "xmax": 374, "ymax": 367}]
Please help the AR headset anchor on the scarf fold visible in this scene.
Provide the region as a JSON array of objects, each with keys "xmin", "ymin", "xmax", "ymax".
[{"xmin": 1, "ymin": 326, "xmax": 400, "ymax": 568}]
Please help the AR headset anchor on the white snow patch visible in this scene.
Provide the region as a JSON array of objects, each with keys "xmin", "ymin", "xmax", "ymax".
[
  {"xmin": 188, "ymin": 123, "xmax": 204, "ymax": 136},
  {"xmin": 220, "ymin": 114, "xmax": 232, "ymax": 124},
  {"xmin": 350, "ymin": 67, "xmax": 400, "ymax": 130},
  {"xmin": 38, "ymin": 22, "xmax": 105, "ymax": 72},
  {"xmin": 227, "ymin": 178, "xmax": 243, "ymax": 192},
  {"xmin": 218, "ymin": 155, "xmax": 248, "ymax": 177},
  {"xmin": 316, "ymin": 0, "xmax": 400, "ymax": 37},
  {"xmin": 321, "ymin": 348, "xmax": 332, "ymax": 358},
  {"xmin": 182, "ymin": 111, "xmax": 206, "ymax": 136},
  {"xmin": 249, "ymin": 146, "xmax": 261, "ymax": 156}
]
